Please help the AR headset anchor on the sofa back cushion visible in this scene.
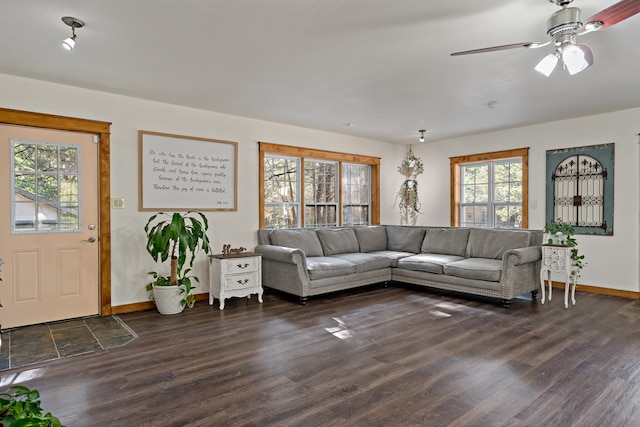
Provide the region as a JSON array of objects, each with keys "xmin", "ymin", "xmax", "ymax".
[
  {"xmin": 386, "ymin": 226, "xmax": 426, "ymax": 253},
  {"xmin": 466, "ymin": 228, "xmax": 531, "ymax": 259},
  {"xmin": 269, "ymin": 229, "xmax": 324, "ymax": 257},
  {"xmin": 421, "ymin": 228, "xmax": 470, "ymax": 257},
  {"xmin": 354, "ymin": 226, "xmax": 387, "ymax": 253},
  {"xmin": 316, "ymin": 228, "xmax": 360, "ymax": 256}
]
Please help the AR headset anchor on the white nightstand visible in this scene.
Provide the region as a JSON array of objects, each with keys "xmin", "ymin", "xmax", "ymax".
[
  {"xmin": 209, "ymin": 253, "xmax": 263, "ymax": 310},
  {"xmin": 540, "ymin": 245, "xmax": 575, "ymax": 308}
]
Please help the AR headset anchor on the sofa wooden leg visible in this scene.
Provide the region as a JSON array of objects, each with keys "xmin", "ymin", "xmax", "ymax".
[
  {"xmin": 502, "ymin": 299, "xmax": 511, "ymax": 309},
  {"xmin": 299, "ymin": 297, "xmax": 308, "ymax": 305}
]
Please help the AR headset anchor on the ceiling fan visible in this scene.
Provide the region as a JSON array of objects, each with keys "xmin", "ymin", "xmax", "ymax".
[{"xmin": 451, "ymin": 0, "xmax": 640, "ymax": 76}]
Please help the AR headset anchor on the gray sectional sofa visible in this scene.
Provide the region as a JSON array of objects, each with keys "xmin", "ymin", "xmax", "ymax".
[{"xmin": 255, "ymin": 225, "xmax": 543, "ymax": 308}]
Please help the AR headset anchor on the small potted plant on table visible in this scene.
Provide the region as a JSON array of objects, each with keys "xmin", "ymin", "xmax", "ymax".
[
  {"xmin": 145, "ymin": 211, "xmax": 211, "ymax": 314},
  {"xmin": 543, "ymin": 218, "xmax": 586, "ymax": 283}
]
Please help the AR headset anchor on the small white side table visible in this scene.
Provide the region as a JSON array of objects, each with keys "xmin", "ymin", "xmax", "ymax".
[
  {"xmin": 209, "ymin": 253, "xmax": 263, "ymax": 310},
  {"xmin": 540, "ymin": 245, "xmax": 576, "ymax": 308}
]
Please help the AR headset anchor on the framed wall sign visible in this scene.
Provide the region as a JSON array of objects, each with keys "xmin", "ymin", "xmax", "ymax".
[{"xmin": 139, "ymin": 131, "xmax": 237, "ymax": 211}]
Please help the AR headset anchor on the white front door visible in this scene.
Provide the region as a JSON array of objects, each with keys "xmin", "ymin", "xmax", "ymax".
[{"xmin": 0, "ymin": 124, "xmax": 99, "ymax": 329}]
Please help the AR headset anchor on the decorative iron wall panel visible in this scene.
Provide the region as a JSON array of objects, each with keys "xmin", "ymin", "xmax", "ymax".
[{"xmin": 545, "ymin": 143, "xmax": 614, "ymax": 235}]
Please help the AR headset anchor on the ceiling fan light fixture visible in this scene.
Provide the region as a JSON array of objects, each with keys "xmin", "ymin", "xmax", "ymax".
[
  {"xmin": 535, "ymin": 52, "xmax": 559, "ymax": 77},
  {"xmin": 563, "ymin": 43, "xmax": 593, "ymax": 75}
]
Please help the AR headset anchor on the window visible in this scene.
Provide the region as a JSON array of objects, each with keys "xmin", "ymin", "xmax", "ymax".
[
  {"xmin": 259, "ymin": 143, "xmax": 380, "ymax": 229},
  {"xmin": 11, "ymin": 140, "xmax": 81, "ymax": 233},
  {"xmin": 263, "ymin": 155, "xmax": 300, "ymax": 228},
  {"xmin": 342, "ymin": 163, "xmax": 370, "ymax": 226},
  {"xmin": 304, "ymin": 160, "xmax": 338, "ymax": 227},
  {"xmin": 451, "ymin": 148, "xmax": 528, "ymax": 229}
]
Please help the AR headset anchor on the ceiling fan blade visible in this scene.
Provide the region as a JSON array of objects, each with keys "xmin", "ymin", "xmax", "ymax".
[
  {"xmin": 450, "ymin": 41, "xmax": 548, "ymax": 56},
  {"xmin": 584, "ymin": 0, "xmax": 640, "ymax": 30}
]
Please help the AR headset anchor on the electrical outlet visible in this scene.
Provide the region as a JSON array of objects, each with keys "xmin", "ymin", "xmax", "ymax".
[{"xmin": 112, "ymin": 198, "xmax": 125, "ymax": 209}]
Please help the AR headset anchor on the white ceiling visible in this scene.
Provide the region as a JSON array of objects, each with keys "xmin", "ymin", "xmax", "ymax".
[{"xmin": 2, "ymin": 0, "xmax": 639, "ymax": 144}]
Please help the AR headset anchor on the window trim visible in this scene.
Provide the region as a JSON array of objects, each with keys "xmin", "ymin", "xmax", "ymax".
[
  {"xmin": 450, "ymin": 148, "xmax": 529, "ymax": 228},
  {"xmin": 259, "ymin": 142, "xmax": 380, "ymax": 229}
]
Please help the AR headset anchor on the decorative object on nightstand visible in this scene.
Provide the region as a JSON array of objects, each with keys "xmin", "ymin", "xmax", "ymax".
[
  {"xmin": 209, "ymin": 252, "xmax": 263, "ymax": 310},
  {"xmin": 222, "ymin": 244, "xmax": 246, "ymax": 256},
  {"xmin": 541, "ymin": 219, "xmax": 586, "ymax": 308}
]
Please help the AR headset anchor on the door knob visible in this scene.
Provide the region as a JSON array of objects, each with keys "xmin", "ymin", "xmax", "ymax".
[{"xmin": 83, "ymin": 237, "xmax": 96, "ymax": 243}]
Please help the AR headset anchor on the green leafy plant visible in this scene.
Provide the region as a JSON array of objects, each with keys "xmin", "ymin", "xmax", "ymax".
[
  {"xmin": 0, "ymin": 384, "xmax": 63, "ymax": 427},
  {"xmin": 144, "ymin": 211, "xmax": 211, "ymax": 308},
  {"xmin": 543, "ymin": 218, "xmax": 586, "ymax": 281}
]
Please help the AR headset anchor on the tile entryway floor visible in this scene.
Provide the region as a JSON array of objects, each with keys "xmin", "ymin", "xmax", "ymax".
[{"xmin": 0, "ymin": 316, "xmax": 137, "ymax": 371}]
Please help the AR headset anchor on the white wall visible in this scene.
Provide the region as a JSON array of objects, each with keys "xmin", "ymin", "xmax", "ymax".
[
  {"xmin": 412, "ymin": 108, "xmax": 640, "ymax": 292},
  {"xmin": 2, "ymin": 73, "xmax": 638, "ymax": 302},
  {"xmin": 0, "ymin": 73, "xmax": 403, "ymax": 306}
]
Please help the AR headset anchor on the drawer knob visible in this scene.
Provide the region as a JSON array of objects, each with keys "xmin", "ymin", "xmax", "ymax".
[
  {"xmin": 237, "ymin": 263, "xmax": 249, "ymax": 269},
  {"xmin": 237, "ymin": 279, "xmax": 249, "ymax": 284}
]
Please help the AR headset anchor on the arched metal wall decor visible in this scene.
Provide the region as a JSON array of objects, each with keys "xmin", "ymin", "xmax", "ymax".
[{"xmin": 545, "ymin": 143, "xmax": 614, "ymax": 235}]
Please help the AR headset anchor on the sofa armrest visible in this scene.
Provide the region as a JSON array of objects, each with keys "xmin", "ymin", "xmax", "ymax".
[
  {"xmin": 254, "ymin": 245, "xmax": 311, "ymax": 297},
  {"xmin": 255, "ymin": 244, "xmax": 306, "ymax": 265},
  {"xmin": 503, "ymin": 246, "xmax": 542, "ymax": 266}
]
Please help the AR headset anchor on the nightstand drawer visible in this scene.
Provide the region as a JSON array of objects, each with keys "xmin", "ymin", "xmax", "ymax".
[
  {"xmin": 223, "ymin": 272, "xmax": 260, "ymax": 291},
  {"xmin": 221, "ymin": 257, "xmax": 260, "ymax": 274}
]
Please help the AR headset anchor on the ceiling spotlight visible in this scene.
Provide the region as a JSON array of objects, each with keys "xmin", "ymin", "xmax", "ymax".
[
  {"xmin": 61, "ymin": 16, "xmax": 84, "ymax": 51},
  {"xmin": 418, "ymin": 129, "xmax": 426, "ymax": 143}
]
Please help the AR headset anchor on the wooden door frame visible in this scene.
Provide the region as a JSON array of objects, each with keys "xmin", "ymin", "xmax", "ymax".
[{"xmin": 0, "ymin": 108, "xmax": 112, "ymax": 315}]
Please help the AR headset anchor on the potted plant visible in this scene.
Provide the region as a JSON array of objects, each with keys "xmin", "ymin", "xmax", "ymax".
[
  {"xmin": 145, "ymin": 211, "xmax": 211, "ymax": 314},
  {"xmin": 394, "ymin": 147, "xmax": 424, "ymax": 225},
  {"xmin": 0, "ymin": 384, "xmax": 63, "ymax": 426},
  {"xmin": 543, "ymin": 218, "xmax": 586, "ymax": 283}
]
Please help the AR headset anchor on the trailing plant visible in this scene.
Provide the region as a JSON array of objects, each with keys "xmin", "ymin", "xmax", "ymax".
[
  {"xmin": 397, "ymin": 179, "xmax": 421, "ymax": 213},
  {"xmin": 144, "ymin": 211, "xmax": 211, "ymax": 308},
  {"xmin": 0, "ymin": 384, "xmax": 63, "ymax": 427},
  {"xmin": 395, "ymin": 147, "xmax": 424, "ymax": 225},
  {"xmin": 543, "ymin": 218, "xmax": 586, "ymax": 281}
]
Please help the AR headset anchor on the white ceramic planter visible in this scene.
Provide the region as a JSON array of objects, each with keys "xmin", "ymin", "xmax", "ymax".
[{"xmin": 152, "ymin": 284, "xmax": 185, "ymax": 315}]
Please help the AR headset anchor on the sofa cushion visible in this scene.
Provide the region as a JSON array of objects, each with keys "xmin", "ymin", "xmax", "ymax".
[
  {"xmin": 421, "ymin": 228, "xmax": 470, "ymax": 257},
  {"xmin": 269, "ymin": 229, "xmax": 324, "ymax": 257},
  {"xmin": 354, "ymin": 226, "xmax": 387, "ymax": 253},
  {"xmin": 386, "ymin": 226, "xmax": 425, "ymax": 253},
  {"xmin": 466, "ymin": 228, "xmax": 531, "ymax": 260},
  {"xmin": 332, "ymin": 253, "xmax": 392, "ymax": 273},
  {"xmin": 367, "ymin": 251, "xmax": 415, "ymax": 267},
  {"xmin": 443, "ymin": 258, "xmax": 502, "ymax": 282},
  {"xmin": 397, "ymin": 253, "xmax": 465, "ymax": 274},
  {"xmin": 316, "ymin": 228, "xmax": 360, "ymax": 256},
  {"xmin": 306, "ymin": 257, "xmax": 356, "ymax": 280}
]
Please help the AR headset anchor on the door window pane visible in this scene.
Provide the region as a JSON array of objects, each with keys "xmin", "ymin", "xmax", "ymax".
[{"xmin": 11, "ymin": 140, "xmax": 82, "ymax": 233}]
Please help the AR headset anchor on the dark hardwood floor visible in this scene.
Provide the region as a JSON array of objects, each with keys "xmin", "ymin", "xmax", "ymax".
[{"xmin": 2, "ymin": 285, "xmax": 639, "ymax": 426}]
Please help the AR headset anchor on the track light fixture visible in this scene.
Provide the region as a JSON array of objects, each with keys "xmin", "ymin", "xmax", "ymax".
[
  {"xmin": 61, "ymin": 16, "xmax": 84, "ymax": 51},
  {"xmin": 418, "ymin": 130, "xmax": 426, "ymax": 143}
]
